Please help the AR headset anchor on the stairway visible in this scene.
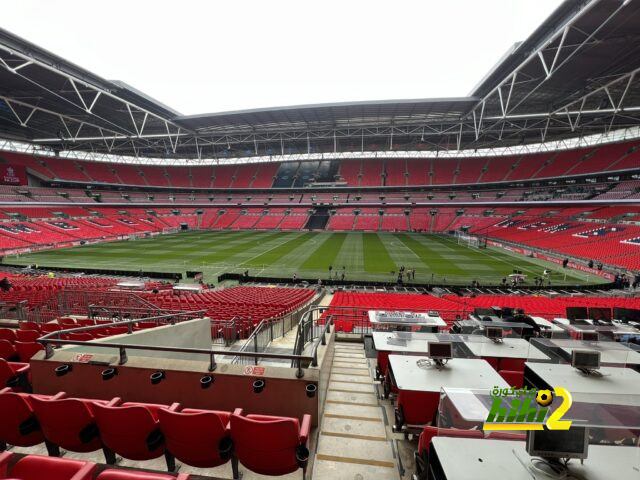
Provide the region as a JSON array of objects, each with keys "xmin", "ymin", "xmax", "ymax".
[
  {"xmin": 312, "ymin": 342, "xmax": 400, "ymax": 480},
  {"xmin": 304, "ymin": 207, "xmax": 330, "ymax": 230}
]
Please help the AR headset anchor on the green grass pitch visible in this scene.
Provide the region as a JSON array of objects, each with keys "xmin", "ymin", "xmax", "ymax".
[{"xmin": 3, "ymin": 231, "xmax": 605, "ymax": 286}]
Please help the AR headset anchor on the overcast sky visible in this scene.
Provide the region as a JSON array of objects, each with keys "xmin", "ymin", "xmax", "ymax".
[{"xmin": 4, "ymin": 0, "xmax": 563, "ymax": 115}]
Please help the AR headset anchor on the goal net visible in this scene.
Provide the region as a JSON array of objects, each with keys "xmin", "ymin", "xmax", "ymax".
[
  {"xmin": 162, "ymin": 227, "xmax": 179, "ymax": 235},
  {"xmin": 455, "ymin": 231, "xmax": 482, "ymax": 248}
]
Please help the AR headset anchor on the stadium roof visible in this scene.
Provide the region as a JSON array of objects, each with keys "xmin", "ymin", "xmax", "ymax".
[{"xmin": 1, "ymin": 0, "xmax": 640, "ymax": 161}]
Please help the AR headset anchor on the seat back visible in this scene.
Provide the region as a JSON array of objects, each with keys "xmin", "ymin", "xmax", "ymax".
[
  {"xmin": 14, "ymin": 341, "xmax": 44, "ymax": 361},
  {"xmin": 96, "ymin": 469, "xmax": 188, "ymax": 480},
  {"xmin": 93, "ymin": 404, "xmax": 164, "ymax": 460},
  {"xmin": 0, "ymin": 359, "xmax": 20, "ymax": 389},
  {"xmin": 11, "ymin": 454, "xmax": 96, "ymax": 480},
  {"xmin": 230, "ymin": 414, "xmax": 301, "ymax": 476},
  {"xmin": 30, "ymin": 397, "xmax": 103, "ymax": 453},
  {"xmin": 0, "ymin": 329, "xmax": 16, "ymax": 342},
  {"xmin": 0, "ymin": 390, "xmax": 44, "ymax": 447},
  {"xmin": 16, "ymin": 330, "xmax": 40, "ymax": 342},
  {"xmin": 0, "ymin": 340, "xmax": 17, "ymax": 361},
  {"xmin": 157, "ymin": 409, "xmax": 230, "ymax": 468}
]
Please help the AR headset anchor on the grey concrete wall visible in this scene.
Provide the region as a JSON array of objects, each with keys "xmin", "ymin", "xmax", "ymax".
[{"xmin": 61, "ymin": 318, "xmax": 211, "ymax": 361}]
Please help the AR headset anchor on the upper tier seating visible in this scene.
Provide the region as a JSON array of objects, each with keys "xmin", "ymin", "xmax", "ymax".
[{"xmin": 8, "ymin": 142, "xmax": 633, "ymax": 187}]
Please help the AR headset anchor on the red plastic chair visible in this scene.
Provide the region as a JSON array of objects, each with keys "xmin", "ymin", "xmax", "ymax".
[
  {"xmin": 16, "ymin": 330, "xmax": 40, "ymax": 343},
  {"xmin": 499, "ymin": 370, "xmax": 524, "ymax": 389},
  {"xmin": 0, "ymin": 388, "xmax": 60, "ymax": 452},
  {"xmin": 414, "ymin": 426, "xmax": 484, "ymax": 480},
  {"xmin": 157, "ymin": 407, "xmax": 236, "ymax": 473},
  {"xmin": 0, "ymin": 341, "xmax": 18, "ymax": 361},
  {"xmin": 41, "ymin": 323, "xmax": 63, "ymax": 334},
  {"xmin": 0, "ymin": 359, "xmax": 30, "ymax": 392},
  {"xmin": 58, "ymin": 318, "xmax": 77, "ymax": 328},
  {"xmin": 18, "ymin": 322, "xmax": 40, "ymax": 333},
  {"xmin": 96, "ymin": 470, "xmax": 191, "ymax": 480},
  {"xmin": 30, "ymin": 394, "xmax": 116, "ymax": 463},
  {"xmin": 230, "ymin": 413, "xmax": 311, "ymax": 477},
  {"xmin": 0, "ymin": 451, "xmax": 96, "ymax": 480},
  {"xmin": 14, "ymin": 342, "xmax": 44, "ymax": 362},
  {"xmin": 0, "ymin": 329, "xmax": 16, "ymax": 343},
  {"xmin": 92, "ymin": 400, "xmax": 178, "ymax": 471}
]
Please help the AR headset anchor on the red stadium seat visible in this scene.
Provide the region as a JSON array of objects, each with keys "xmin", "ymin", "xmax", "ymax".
[
  {"xmin": 96, "ymin": 470, "xmax": 191, "ymax": 480},
  {"xmin": 15, "ymin": 330, "xmax": 39, "ymax": 343},
  {"xmin": 414, "ymin": 427, "xmax": 484, "ymax": 480},
  {"xmin": 0, "ymin": 330, "xmax": 16, "ymax": 343},
  {"xmin": 14, "ymin": 342, "xmax": 44, "ymax": 362},
  {"xmin": 0, "ymin": 341, "xmax": 18, "ymax": 361},
  {"xmin": 17, "ymin": 322, "xmax": 40, "ymax": 333},
  {"xmin": 29, "ymin": 394, "xmax": 116, "ymax": 463},
  {"xmin": 0, "ymin": 452, "xmax": 96, "ymax": 480},
  {"xmin": 230, "ymin": 413, "xmax": 311, "ymax": 477},
  {"xmin": 92, "ymin": 400, "xmax": 177, "ymax": 471},
  {"xmin": 0, "ymin": 388, "xmax": 58, "ymax": 452},
  {"xmin": 0, "ymin": 359, "xmax": 30, "ymax": 392},
  {"xmin": 156, "ymin": 407, "xmax": 236, "ymax": 471}
]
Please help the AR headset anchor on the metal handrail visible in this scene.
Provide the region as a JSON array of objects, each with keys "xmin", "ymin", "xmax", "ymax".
[{"xmin": 37, "ymin": 311, "xmax": 321, "ymax": 378}]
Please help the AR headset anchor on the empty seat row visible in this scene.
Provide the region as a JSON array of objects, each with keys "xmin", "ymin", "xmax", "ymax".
[
  {"xmin": 0, "ymin": 451, "xmax": 190, "ymax": 480},
  {"xmin": 0, "ymin": 389, "xmax": 311, "ymax": 479}
]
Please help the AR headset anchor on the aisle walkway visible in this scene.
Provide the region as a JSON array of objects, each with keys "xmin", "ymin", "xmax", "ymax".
[{"xmin": 312, "ymin": 342, "xmax": 400, "ymax": 480}]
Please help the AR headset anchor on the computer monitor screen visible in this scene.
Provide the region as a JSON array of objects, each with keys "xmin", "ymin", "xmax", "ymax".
[
  {"xmin": 588, "ymin": 307, "xmax": 612, "ymax": 321},
  {"xmin": 428, "ymin": 342, "xmax": 452, "ymax": 360},
  {"xmin": 485, "ymin": 326, "xmax": 503, "ymax": 340},
  {"xmin": 581, "ymin": 331, "xmax": 599, "ymax": 342},
  {"xmin": 614, "ymin": 307, "xmax": 640, "ymax": 323},
  {"xmin": 571, "ymin": 350, "xmax": 601, "ymax": 370},
  {"xmin": 501, "ymin": 307, "xmax": 514, "ymax": 318},
  {"xmin": 526, "ymin": 428, "xmax": 589, "ymax": 460},
  {"xmin": 474, "ymin": 308, "xmax": 494, "ymax": 317},
  {"xmin": 566, "ymin": 307, "xmax": 588, "ymax": 320}
]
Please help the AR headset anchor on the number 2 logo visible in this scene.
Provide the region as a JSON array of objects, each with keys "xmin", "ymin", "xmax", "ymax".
[{"xmin": 546, "ymin": 387, "xmax": 573, "ymax": 430}]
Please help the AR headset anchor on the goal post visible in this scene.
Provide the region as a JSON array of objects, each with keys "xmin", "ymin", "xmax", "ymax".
[
  {"xmin": 162, "ymin": 227, "xmax": 179, "ymax": 235},
  {"xmin": 454, "ymin": 231, "xmax": 485, "ymax": 248}
]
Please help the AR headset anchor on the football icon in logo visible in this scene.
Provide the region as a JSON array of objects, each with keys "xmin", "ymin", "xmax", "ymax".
[{"xmin": 536, "ymin": 389, "xmax": 553, "ymax": 407}]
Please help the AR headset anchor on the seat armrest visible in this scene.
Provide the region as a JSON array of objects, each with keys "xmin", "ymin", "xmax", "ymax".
[
  {"xmin": 0, "ymin": 451, "xmax": 13, "ymax": 477},
  {"xmin": 106, "ymin": 397, "xmax": 122, "ymax": 407},
  {"xmin": 69, "ymin": 462, "xmax": 97, "ymax": 480},
  {"xmin": 0, "ymin": 387, "xmax": 11, "ymax": 394},
  {"xmin": 168, "ymin": 402, "xmax": 181, "ymax": 412},
  {"xmin": 13, "ymin": 364, "xmax": 30, "ymax": 375},
  {"xmin": 299, "ymin": 414, "xmax": 312, "ymax": 445},
  {"xmin": 51, "ymin": 391, "xmax": 67, "ymax": 400},
  {"xmin": 233, "ymin": 408, "xmax": 243, "ymax": 416}
]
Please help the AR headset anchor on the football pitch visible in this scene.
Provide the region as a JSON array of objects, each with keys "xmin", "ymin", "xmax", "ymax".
[{"xmin": 3, "ymin": 231, "xmax": 605, "ymax": 286}]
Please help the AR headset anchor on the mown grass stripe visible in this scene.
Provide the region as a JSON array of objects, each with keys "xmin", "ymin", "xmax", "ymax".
[{"xmin": 362, "ymin": 233, "xmax": 396, "ymax": 273}]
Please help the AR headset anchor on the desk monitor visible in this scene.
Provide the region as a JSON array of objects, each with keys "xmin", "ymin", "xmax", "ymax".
[
  {"xmin": 571, "ymin": 349, "xmax": 601, "ymax": 371},
  {"xmin": 588, "ymin": 307, "xmax": 612, "ymax": 322},
  {"xmin": 485, "ymin": 326, "xmax": 503, "ymax": 341},
  {"xmin": 428, "ymin": 341, "xmax": 452, "ymax": 360},
  {"xmin": 613, "ymin": 307, "xmax": 640, "ymax": 323},
  {"xmin": 474, "ymin": 308, "xmax": 494, "ymax": 317},
  {"xmin": 581, "ymin": 331, "xmax": 599, "ymax": 342},
  {"xmin": 526, "ymin": 427, "xmax": 589, "ymax": 460},
  {"xmin": 566, "ymin": 306, "xmax": 588, "ymax": 320}
]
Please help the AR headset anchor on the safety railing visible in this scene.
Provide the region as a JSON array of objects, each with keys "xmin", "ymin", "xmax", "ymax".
[
  {"xmin": 37, "ymin": 310, "xmax": 329, "ymax": 378},
  {"xmin": 0, "ymin": 300, "xmax": 28, "ymax": 320}
]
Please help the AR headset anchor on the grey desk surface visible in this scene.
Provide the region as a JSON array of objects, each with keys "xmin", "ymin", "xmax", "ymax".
[
  {"xmin": 463, "ymin": 337, "xmax": 550, "ymax": 360},
  {"xmin": 372, "ymin": 331, "xmax": 443, "ymax": 352},
  {"xmin": 554, "ymin": 340, "xmax": 640, "ymax": 366},
  {"xmin": 525, "ymin": 362, "xmax": 640, "ymax": 399},
  {"xmin": 431, "ymin": 437, "xmax": 640, "ymax": 480},
  {"xmin": 368, "ymin": 310, "xmax": 447, "ymax": 326},
  {"xmin": 388, "ymin": 355, "xmax": 508, "ymax": 392}
]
